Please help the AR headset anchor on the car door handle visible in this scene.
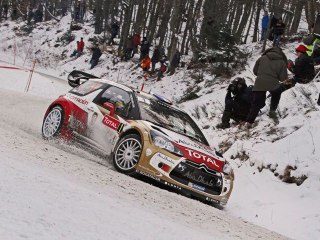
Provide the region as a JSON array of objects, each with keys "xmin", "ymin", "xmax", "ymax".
[{"xmin": 86, "ymin": 106, "xmax": 95, "ymax": 112}]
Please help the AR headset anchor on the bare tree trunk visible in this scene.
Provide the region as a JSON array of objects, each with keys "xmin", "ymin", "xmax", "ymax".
[
  {"xmin": 158, "ymin": 0, "xmax": 173, "ymax": 48},
  {"xmin": 289, "ymin": 0, "xmax": 304, "ymax": 34},
  {"xmin": 244, "ymin": 1, "xmax": 256, "ymax": 44},
  {"xmin": 119, "ymin": 0, "xmax": 134, "ymax": 49},
  {"xmin": 252, "ymin": 0, "xmax": 262, "ymax": 42},
  {"xmin": 94, "ymin": 0, "xmax": 103, "ymax": 34},
  {"xmin": 235, "ymin": 1, "xmax": 253, "ymax": 43}
]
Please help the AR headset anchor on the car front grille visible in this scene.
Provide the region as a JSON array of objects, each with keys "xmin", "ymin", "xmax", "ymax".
[{"xmin": 169, "ymin": 160, "xmax": 223, "ymax": 195}]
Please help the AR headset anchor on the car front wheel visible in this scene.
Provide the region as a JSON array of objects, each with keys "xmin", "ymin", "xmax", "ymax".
[
  {"xmin": 42, "ymin": 106, "xmax": 64, "ymax": 139},
  {"xmin": 113, "ymin": 134, "xmax": 142, "ymax": 175}
]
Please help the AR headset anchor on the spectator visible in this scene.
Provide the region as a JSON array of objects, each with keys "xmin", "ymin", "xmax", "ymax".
[
  {"xmin": 3, "ymin": 4, "xmax": 8, "ymax": 20},
  {"xmin": 141, "ymin": 55, "xmax": 151, "ymax": 72},
  {"xmin": 11, "ymin": 8, "xmax": 18, "ymax": 20},
  {"xmin": 124, "ymin": 35, "xmax": 134, "ymax": 61},
  {"xmin": 168, "ymin": 50, "xmax": 181, "ymax": 75},
  {"xmin": 216, "ymin": 78, "xmax": 253, "ymax": 129},
  {"xmin": 27, "ymin": 9, "xmax": 34, "ymax": 25},
  {"xmin": 272, "ymin": 18, "xmax": 285, "ymax": 47},
  {"xmin": 287, "ymin": 44, "xmax": 316, "ymax": 84},
  {"xmin": 132, "ymin": 33, "xmax": 141, "ymax": 58},
  {"xmin": 74, "ymin": 1, "xmax": 80, "ymax": 21},
  {"xmin": 261, "ymin": 11, "xmax": 269, "ymax": 42},
  {"xmin": 151, "ymin": 45, "xmax": 161, "ymax": 72},
  {"xmin": 157, "ymin": 58, "xmax": 167, "ymax": 81},
  {"xmin": 70, "ymin": 41, "xmax": 81, "ymax": 57},
  {"xmin": 79, "ymin": 37, "xmax": 85, "ymax": 54},
  {"xmin": 303, "ymin": 22, "xmax": 316, "ymax": 57},
  {"xmin": 108, "ymin": 21, "xmax": 119, "ymax": 45},
  {"xmin": 90, "ymin": 45, "xmax": 102, "ymax": 69},
  {"xmin": 245, "ymin": 47, "xmax": 288, "ymax": 127},
  {"xmin": 140, "ymin": 37, "xmax": 150, "ymax": 61},
  {"xmin": 34, "ymin": 8, "xmax": 43, "ymax": 23}
]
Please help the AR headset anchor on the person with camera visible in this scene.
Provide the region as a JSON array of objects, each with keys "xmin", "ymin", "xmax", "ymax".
[
  {"xmin": 287, "ymin": 44, "xmax": 315, "ymax": 84},
  {"xmin": 216, "ymin": 78, "xmax": 253, "ymax": 129}
]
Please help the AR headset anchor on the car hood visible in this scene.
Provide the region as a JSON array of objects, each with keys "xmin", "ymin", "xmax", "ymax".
[{"xmin": 141, "ymin": 121, "xmax": 225, "ymax": 172}]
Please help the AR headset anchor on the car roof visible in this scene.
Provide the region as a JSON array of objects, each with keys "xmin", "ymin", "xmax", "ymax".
[
  {"xmin": 89, "ymin": 78, "xmax": 182, "ymax": 111},
  {"xmin": 89, "ymin": 78, "xmax": 134, "ymax": 92}
]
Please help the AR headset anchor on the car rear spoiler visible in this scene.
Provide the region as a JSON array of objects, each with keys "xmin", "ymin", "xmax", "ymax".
[{"xmin": 67, "ymin": 70, "xmax": 100, "ymax": 87}]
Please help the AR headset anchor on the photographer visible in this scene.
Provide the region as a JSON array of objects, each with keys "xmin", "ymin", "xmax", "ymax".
[{"xmin": 216, "ymin": 78, "xmax": 253, "ymax": 129}]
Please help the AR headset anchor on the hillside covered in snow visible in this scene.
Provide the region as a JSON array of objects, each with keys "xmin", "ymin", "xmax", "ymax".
[{"xmin": 0, "ymin": 13, "xmax": 320, "ymax": 240}]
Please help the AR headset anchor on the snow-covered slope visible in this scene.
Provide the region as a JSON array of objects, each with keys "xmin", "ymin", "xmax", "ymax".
[
  {"xmin": 0, "ymin": 76, "xmax": 288, "ymax": 240},
  {"xmin": 0, "ymin": 14, "xmax": 320, "ymax": 240}
]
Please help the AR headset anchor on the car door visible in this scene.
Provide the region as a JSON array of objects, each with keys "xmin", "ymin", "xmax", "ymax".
[{"xmin": 87, "ymin": 85, "xmax": 133, "ymax": 153}]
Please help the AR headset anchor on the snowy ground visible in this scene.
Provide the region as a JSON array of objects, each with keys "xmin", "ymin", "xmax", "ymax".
[
  {"xmin": 0, "ymin": 67, "xmax": 289, "ymax": 240},
  {"xmin": 1, "ymin": 14, "xmax": 320, "ymax": 240}
]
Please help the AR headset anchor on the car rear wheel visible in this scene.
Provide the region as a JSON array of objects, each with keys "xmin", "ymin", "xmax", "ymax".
[
  {"xmin": 42, "ymin": 106, "xmax": 64, "ymax": 139},
  {"xmin": 113, "ymin": 134, "xmax": 142, "ymax": 175}
]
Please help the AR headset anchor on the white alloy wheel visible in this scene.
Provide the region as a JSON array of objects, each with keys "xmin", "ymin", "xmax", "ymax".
[
  {"xmin": 113, "ymin": 134, "xmax": 142, "ymax": 174},
  {"xmin": 42, "ymin": 106, "xmax": 64, "ymax": 139}
]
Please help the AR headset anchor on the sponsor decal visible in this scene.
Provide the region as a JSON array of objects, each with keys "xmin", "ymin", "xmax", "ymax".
[
  {"xmin": 188, "ymin": 182, "xmax": 205, "ymax": 192},
  {"xmin": 177, "ymin": 163, "xmax": 186, "ymax": 172},
  {"xmin": 164, "ymin": 181, "xmax": 182, "ymax": 190},
  {"xmin": 155, "ymin": 153, "xmax": 175, "ymax": 165},
  {"xmin": 69, "ymin": 115, "xmax": 85, "ymax": 131},
  {"xmin": 102, "ymin": 115, "xmax": 124, "ymax": 133},
  {"xmin": 68, "ymin": 95, "xmax": 89, "ymax": 105},
  {"xmin": 181, "ymin": 148, "xmax": 223, "ymax": 171},
  {"xmin": 136, "ymin": 169, "xmax": 161, "ymax": 181},
  {"xmin": 184, "ymin": 171, "xmax": 215, "ymax": 187},
  {"xmin": 205, "ymin": 197, "xmax": 219, "ymax": 204},
  {"xmin": 177, "ymin": 139, "xmax": 211, "ymax": 153}
]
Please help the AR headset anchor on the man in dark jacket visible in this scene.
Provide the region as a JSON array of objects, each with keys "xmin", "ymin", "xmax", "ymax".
[
  {"xmin": 272, "ymin": 18, "xmax": 285, "ymax": 47},
  {"xmin": 168, "ymin": 50, "xmax": 181, "ymax": 75},
  {"xmin": 90, "ymin": 46, "xmax": 102, "ymax": 69},
  {"xmin": 125, "ymin": 35, "xmax": 134, "ymax": 61},
  {"xmin": 140, "ymin": 37, "xmax": 150, "ymax": 61},
  {"xmin": 217, "ymin": 78, "xmax": 253, "ymax": 129},
  {"xmin": 108, "ymin": 21, "xmax": 119, "ymax": 45},
  {"xmin": 151, "ymin": 45, "xmax": 161, "ymax": 72},
  {"xmin": 245, "ymin": 47, "xmax": 288, "ymax": 127}
]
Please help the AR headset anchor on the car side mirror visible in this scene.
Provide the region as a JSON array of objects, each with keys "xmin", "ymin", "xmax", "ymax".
[{"xmin": 103, "ymin": 102, "xmax": 115, "ymax": 116}]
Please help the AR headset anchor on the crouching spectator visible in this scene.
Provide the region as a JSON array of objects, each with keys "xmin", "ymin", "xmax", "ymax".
[
  {"xmin": 216, "ymin": 78, "xmax": 253, "ymax": 129},
  {"xmin": 70, "ymin": 41, "xmax": 81, "ymax": 57},
  {"xmin": 141, "ymin": 55, "xmax": 151, "ymax": 72},
  {"xmin": 90, "ymin": 45, "xmax": 102, "ymax": 69},
  {"xmin": 287, "ymin": 44, "xmax": 315, "ymax": 85}
]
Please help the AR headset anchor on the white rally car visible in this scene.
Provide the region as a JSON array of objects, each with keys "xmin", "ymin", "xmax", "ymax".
[{"xmin": 42, "ymin": 70, "xmax": 234, "ymax": 206}]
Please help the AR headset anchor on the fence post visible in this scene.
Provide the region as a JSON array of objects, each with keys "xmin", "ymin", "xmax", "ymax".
[
  {"xmin": 25, "ymin": 59, "xmax": 37, "ymax": 93},
  {"xmin": 140, "ymin": 72, "xmax": 148, "ymax": 91},
  {"xmin": 13, "ymin": 36, "xmax": 16, "ymax": 65}
]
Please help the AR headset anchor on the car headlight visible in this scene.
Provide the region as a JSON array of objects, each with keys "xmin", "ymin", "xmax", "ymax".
[
  {"xmin": 223, "ymin": 161, "xmax": 232, "ymax": 175},
  {"xmin": 150, "ymin": 131, "xmax": 183, "ymax": 156}
]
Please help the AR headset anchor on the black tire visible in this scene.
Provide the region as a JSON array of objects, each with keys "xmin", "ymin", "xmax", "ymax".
[
  {"xmin": 113, "ymin": 134, "xmax": 142, "ymax": 175},
  {"xmin": 42, "ymin": 106, "xmax": 64, "ymax": 139}
]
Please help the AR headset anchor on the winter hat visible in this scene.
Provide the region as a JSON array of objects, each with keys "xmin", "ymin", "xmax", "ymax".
[{"xmin": 295, "ymin": 44, "xmax": 307, "ymax": 53}]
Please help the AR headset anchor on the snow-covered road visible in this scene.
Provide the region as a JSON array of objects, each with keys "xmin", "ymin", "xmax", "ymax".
[{"xmin": 0, "ymin": 88, "xmax": 290, "ymax": 239}]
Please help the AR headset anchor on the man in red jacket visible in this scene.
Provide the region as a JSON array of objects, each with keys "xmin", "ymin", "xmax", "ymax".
[
  {"xmin": 132, "ymin": 33, "xmax": 141, "ymax": 58},
  {"xmin": 79, "ymin": 37, "xmax": 85, "ymax": 54}
]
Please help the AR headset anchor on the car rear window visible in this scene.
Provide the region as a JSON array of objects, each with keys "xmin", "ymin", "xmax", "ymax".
[{"xmin": 70, "ymin": 81, "xmax": 104, "ymax": 96}]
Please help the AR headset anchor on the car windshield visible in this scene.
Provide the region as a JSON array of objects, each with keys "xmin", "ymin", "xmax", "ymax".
[{"xmin": 137, "ymin": 95, "xmax": 209, "ymax": 145}]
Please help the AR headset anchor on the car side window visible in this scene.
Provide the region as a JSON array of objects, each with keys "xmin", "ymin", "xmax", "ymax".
[{"xmin": 94, "ymin": 86, "xmax": 131, "ymax": 118}]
